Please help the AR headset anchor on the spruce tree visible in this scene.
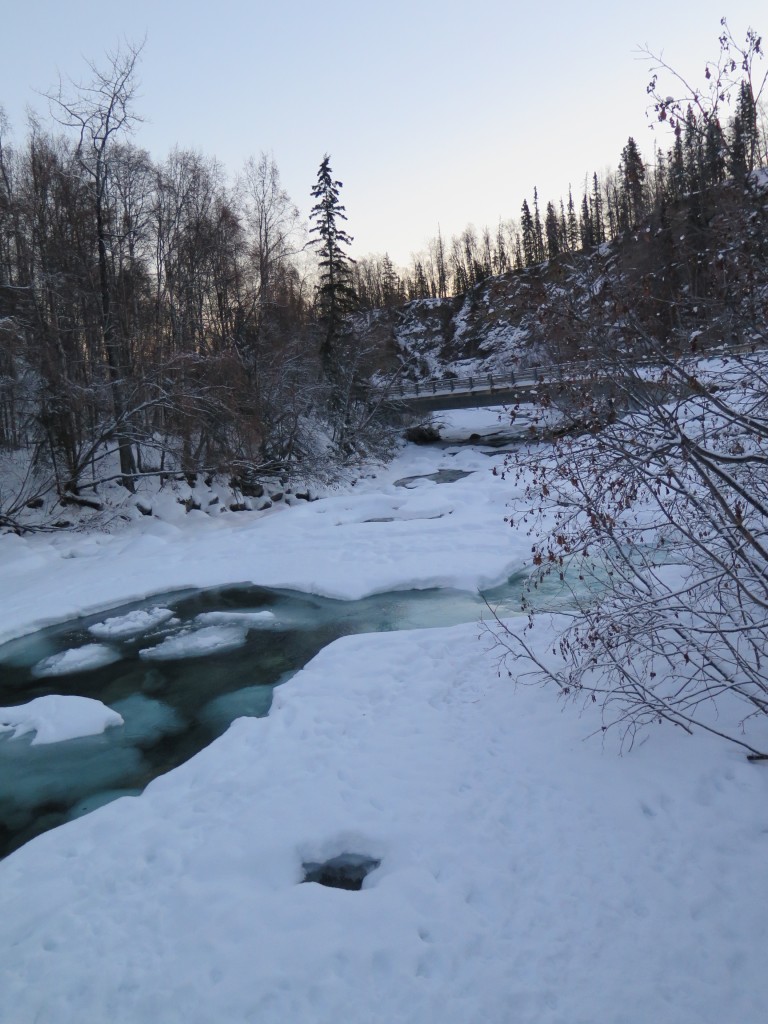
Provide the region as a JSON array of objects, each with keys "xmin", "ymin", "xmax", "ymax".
[
  {"xmin": 533, "ymin": 187, "xmax": 545, "ymax": 263},
  {"xmin": 730, "ymin": 82, "xmax": 758, "ymax": 181},
  {"xmin": 668, "ymin": 132, "xmax": 686, "ymax": 201},
  {"xmin": 591, "ymin": 172, "xmax": 605, "ymax": 245},
  {"xmin": 704, "ymin": 118, "xmax": 726, "ymax": 186},
  {"xmin": 520, "ymin": 199, "xmax": 536, "ymax": 266},
  {"xmin": 545, "ymin": 201, "xmax": 560, "ymax": 259},
  {"xmin": 309, "ymin": 155, "xmax": 357, "ymax": 373},
  {"xmin": 620, "ymin": 137, "xmax": 646, "ymax": 230},
  {"xmin": 566, "ymin": 187, "xmax": 579, "ymax": 251},
  {"xmin": 580, "ymin": 193, "xmax": 594, "ymax": 249}
]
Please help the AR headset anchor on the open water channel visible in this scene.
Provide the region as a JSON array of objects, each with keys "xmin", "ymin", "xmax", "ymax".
[
  {"xmin": 0, "ymin": 573, "xmax": 538, "ymax": 859},
  {"xmin": 0, "ymin": 409, "xmax": 580, "ymax": 860}
]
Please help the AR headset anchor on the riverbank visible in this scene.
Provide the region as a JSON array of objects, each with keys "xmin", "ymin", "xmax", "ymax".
[{"xmin": 1, "ymin": 411, "xmax": 767, "ymax": 1024}]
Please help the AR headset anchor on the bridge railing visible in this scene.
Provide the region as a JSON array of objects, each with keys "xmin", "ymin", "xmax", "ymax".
[
  {"xmin": 382, "ymin": 362, "xmax": 594, "ymax": 401},
  {"xmin": 385, "ymin": 368, "xmax": 524, "ymax": 400},
  {"xmin": 381, "ymin": 343, "xmax": 764, "ymax": 403}
]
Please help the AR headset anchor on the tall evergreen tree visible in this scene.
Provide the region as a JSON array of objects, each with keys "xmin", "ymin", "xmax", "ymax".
[
  {"xmin": 580, "ymin": 192, "xmax": 595, "ymax": 249},
  {"xmin": 513, "ymin": 231, "xmax": 524, "ymax": 271},
  {"xmin": 704, "ymin": 117, "xmax": 726, "ymax": 186},
  {"xmin": 558, "ymin": 199, "xmax": 569, "ymax": 253},
  {"xmin": 730, "ymin": 81, "xmax": 759, "ymax": 181},
  {"xmin": 520, "ymin": 199, "xmax": 536, "ymax": 266},
  {"xmin": 620, "ymin": 137, "xmax": 646, "ymax": 229},
  {"xmin": 309, "ymin": 154, "xmax": 356, "ymax": 372},
  {"xmin": 668, "ymin": 131, "xmax": 686, "ymax": 200},
  {"xmin": 533, "ymin": 187, "xmax": 545, "ymax": 263},
  {"xmin": 434, "ymin": 227, "xmax": 448, "ymax": 298},
  {"xmin": 545, "ymin": 201, "xmax": 560, "ymax": 259},
  {"xmin": 566, "ymin": 186, "xmax": 580, "ymax": 251},
  {"xmin": 591, "ymin": 172, "xmax": 605, "ymax": 244},
  {"xmin": 494, "ymin": 220, "xmax": 509, "ymax": 274}
]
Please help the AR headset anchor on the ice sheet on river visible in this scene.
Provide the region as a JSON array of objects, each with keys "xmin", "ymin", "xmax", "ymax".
[
  {"xmin": 31, "ymin": 644, "xmax": 121, "ymax": 678},
  {"xmin": 88, "ymin": 606, "xmax": 175, "ymax": 638},
  {"xmin": 0, "ymin": 694, "xmax": 123, "ymax": 745},
  {"xmin": 139, "ymin": 624, "xmax": 249, "ymax": 660},
  {"xmin": 194, "ymin": 610, "xmax": 276, "ymax": 627}
]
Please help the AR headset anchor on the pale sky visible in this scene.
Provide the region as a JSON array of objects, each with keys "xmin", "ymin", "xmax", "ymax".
[{"xmin": 1, "ymin": 0, "xmax": 765, "ymax": 265}]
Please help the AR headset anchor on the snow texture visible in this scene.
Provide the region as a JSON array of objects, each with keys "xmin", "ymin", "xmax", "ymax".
[
  {"xmin": 0, "ymin": 695, "xmax": 123, "ymax": 745},
  {"xmin": 31, "ymin": 643, "xmax": 122, "ymax": 677},
  {"xmin": 139, "ymin": 624, "xmax": 250, "ymax": 660},
  {"xmin": 0, "ymin": 409, "xmax": 766, "ymax": 1024},
  {"xmin": 88, "ymin": 606, "xmax": 175, "ymax": 638}
]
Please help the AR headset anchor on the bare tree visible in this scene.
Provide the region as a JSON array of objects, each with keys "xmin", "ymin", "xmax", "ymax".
[
  {"xmin": 239, "ymin": 152, "xmax": 302, "ymax": 346},
  {"xmin": 490, "ymin": 308, "xmax": 768, "ymax": 760},
  {"xmin": 47, "ymin": 41, "xmax": 145, "ymax": 491},
  {"xmin": 641, "ymin": 19, "xmax": 768, "ymax": 178}
]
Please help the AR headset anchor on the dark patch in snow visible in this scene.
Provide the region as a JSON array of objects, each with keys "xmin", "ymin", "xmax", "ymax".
[{"xmin": 301, "ymin": 854, "xmax": 381, "ymax": 891}]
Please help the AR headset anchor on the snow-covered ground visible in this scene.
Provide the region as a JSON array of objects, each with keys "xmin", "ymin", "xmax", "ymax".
[{"xmin": 0, "ymin": 411, "xmax": 767, "ymax": 1024}]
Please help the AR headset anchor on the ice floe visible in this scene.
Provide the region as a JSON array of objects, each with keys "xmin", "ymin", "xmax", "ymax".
[
  {"xmin": 31, "ymin": 644, "xmax": 121, "ymax": 678},
  {"xmin": 88, "ymin": 606, "xmax": 175, "ymax": 638},
  {"xmin": 0, "ymin": 694, "xmax": 123, "ymax": 745}
]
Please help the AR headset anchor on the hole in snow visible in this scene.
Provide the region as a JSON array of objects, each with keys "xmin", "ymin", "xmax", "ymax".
[{"xmin": 301, "ymin": 853, "xmax": 381, "ymax": 891}]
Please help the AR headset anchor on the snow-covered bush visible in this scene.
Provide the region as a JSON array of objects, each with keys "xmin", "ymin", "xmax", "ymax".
[{"xmin": 492, "ymin": 343, "xmax": 768, "ymax": 758}]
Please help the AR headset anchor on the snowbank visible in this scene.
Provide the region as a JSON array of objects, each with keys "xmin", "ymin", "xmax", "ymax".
[
  {"xmin": 0, "ymin": 437, "xmax": 532, "ymax": 646},
  {"xmin": 0, "ymin": 624, "xmax": 766, "ymax": 1024},
  {"xmin": 1, "ymin": 411, "xmax": 766, "ymax": 1023}
]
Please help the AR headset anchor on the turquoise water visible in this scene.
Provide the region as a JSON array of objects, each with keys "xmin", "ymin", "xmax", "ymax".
[{"xmin": 0, "ymin": 577, "xmax": 535, "ymax": 858}]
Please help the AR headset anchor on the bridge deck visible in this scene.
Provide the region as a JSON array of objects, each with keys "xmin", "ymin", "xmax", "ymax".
[{"xmin": 383, "ymin": 368, "xmax": 585, "ymax": 412}]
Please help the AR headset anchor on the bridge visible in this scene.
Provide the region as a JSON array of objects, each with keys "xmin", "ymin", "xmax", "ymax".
[
  {"xmin": 375, "ymin": 342, "xmax": 759, "ymax": 415},
  {"xmin": 381, "ymin": 365, "xmax": 595, "ymax": 414}
]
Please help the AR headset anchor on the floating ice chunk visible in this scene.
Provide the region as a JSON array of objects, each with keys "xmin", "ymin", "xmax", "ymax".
[
  {"xmin": 31, "ymin": 644, "xmax": 121, "ymax": 678},
  {"xmin": 88, "ymin": 607, "xmax": 174, "ymax": 638},
  {"xmin": 0, "ymin": 695, "xmax": 124, "ymax": 745},
  {"xmin": 195, "ymin": 610, "xmax": 276, "ymax": 628},
  {"xmin": 139, "ymin": 625, "xmax": 248, "ymax": 660}
]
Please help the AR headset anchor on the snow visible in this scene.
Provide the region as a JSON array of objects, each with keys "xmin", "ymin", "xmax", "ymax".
[
  {"xmin": 0, "ymin": 437, "xmax": 528, "ymax": 646},
  {"xmin": 195, "ymin": 609, "xmax": 277, "ymax": 627},
  {"xmin": 31, "ymin": 643, "xmax": 122, "ymax": 677},
  {"xmin": 88, "ymin": 606, "xmax": 175, "ymax": 637},
  {"xmin": 139, "ymin": 624, "xmax": 250, "ymax": 660},
  {"xmin": 0, "ymin": 695, "xmax": 123, "ymax": 745},
  {"xmin": 0, "ymin": 411, "xmax": 766, "ymax": 1023}
]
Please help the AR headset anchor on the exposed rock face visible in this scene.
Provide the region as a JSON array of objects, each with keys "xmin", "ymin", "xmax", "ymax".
[
  {"xmin": 350, "ymin": 258, "xmax": 599, "ymax": 380},
  {"xmin": 350, "ymin": 180, "xmax": 768, "ymax": 383}
]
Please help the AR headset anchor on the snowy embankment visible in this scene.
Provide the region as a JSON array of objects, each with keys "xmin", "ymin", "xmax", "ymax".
[
  {"xmin": 0, "ymin": 438, "xmax": 523, "ymax": 646},
  {"xmin": 0, "ymin": 411, "xmax": 767, "ymax": 1024}
]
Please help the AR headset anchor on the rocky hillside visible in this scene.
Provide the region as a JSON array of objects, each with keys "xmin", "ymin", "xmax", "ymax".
[{"xmin": 352, "ymin": 178, "xmax": 768, "ymax": 382}]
